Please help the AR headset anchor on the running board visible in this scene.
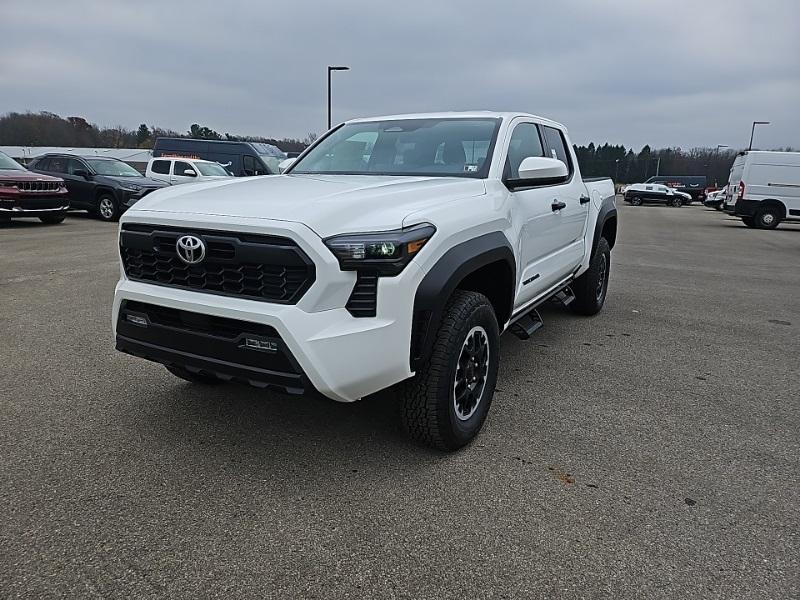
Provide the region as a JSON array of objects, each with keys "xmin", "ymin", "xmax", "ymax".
[
  {"xmin": 551, "ymin": 286, "xmax": 575, "ymax": 307},
  {"xmin": 509, "ymin": 309, "xmax": 543, "ymax": 340}
]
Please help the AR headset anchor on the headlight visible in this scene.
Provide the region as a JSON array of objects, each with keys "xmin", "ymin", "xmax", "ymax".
[
  {"xmin": 324, "ymin": 224, "xmax": 435, "ymax": 276},
  {"xmin": 120, "ymin": 184, "xmax": 143, "ymax": 192}
]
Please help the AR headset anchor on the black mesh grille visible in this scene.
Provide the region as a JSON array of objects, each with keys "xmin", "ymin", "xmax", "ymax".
[
  {"xmin": 346, "ymin": 270, "xmax": 378, "ymax": 317},
  {"xmin": 119, "ymin": 224, "xmax": 315, "ymax": 304}
]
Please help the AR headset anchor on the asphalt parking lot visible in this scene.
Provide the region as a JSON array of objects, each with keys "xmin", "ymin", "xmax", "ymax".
[{"xmin": 1, "ymin": 204, "xmax": 798, "ymax": 599}]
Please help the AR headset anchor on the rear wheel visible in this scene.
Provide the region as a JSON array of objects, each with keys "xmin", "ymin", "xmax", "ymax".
[
  {"xmin": 96, "ymin": 193, "xmax": 119, "ymax": 221},
  {"xmin": 165, "ymin": 365, "xmax": 225, "ymax": 385},
  {"xmin": 400, "ymin": 290, "xmax": 499, "ymax": 451},
  {"xmin": 39, "ymin": 214, "xmax": 65, "ymax": 224},
  {"xmin": 570, "ymin": 237, "xmax": 611, "ymax": 316},
  {"xmin": 754, "ymin": 206, "xmax": 781, "ymax": 229}
]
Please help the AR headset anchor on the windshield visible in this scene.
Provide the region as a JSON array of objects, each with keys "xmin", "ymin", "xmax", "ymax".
[
  {"xmin": 0, "ymin": 152, "xmax": 25, "ymax": 170},
  {"xmin": 291, "ymin": 118, "xmax": 501, "ymax": 177},
  {"xmin": 195, "ymin": 162, "xmax": 229, "ymax": 176},
  {"xmin": 86, "ymin": 158, "xmax": 141, "ymax": 177}
]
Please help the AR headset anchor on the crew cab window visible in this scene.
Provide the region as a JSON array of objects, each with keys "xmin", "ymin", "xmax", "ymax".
[
  {"xmin": 175, "ymin": 161, "xmax": 196, "ymax": 176},
  {"xmin": 504, "ymin": 123, "xmax": 545, "ymax": 179},
  {"xmin": 151, "ymin": 160, "xmax": 171, "ymax": 175},
  {"xmin": 542, "ymin": 126, "xmax": 571, "ymax": 169}
]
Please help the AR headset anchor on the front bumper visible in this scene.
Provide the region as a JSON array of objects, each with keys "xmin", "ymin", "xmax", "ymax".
[
  {"xmin": 113, "ymin": 211, "xmax": 424, "ymax": 402},
  {"xmin": 0, "ymin": 196, "xmax": 69, "ymax": 218}
]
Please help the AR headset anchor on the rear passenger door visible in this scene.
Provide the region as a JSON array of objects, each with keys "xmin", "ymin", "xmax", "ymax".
[{"xmin": 149, "ymin": 159, "xmax": 172, "ymax": 184}]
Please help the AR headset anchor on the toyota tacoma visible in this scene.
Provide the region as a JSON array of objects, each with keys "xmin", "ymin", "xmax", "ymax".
[{"xmin": 113, "ymin": 112, "xmax": 617, "ymax": 450}]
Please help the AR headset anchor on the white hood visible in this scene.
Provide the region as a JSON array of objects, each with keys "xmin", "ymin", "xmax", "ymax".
[{"xmin": 128, "ymin": 174, "xmax": 486, "ymax": 238}]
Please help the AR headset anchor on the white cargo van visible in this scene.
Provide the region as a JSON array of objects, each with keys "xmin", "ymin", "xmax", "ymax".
[
  {"xmin": 724, "ymin": 151, "xmax": 800, "ymax": 229},
  {"xmin": 146, "ymin": 157, "xmax": 233, "ymax": 186}
]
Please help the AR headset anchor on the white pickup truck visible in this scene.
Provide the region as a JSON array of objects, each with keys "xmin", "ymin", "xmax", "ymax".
[{"xmin": 113, "ymin": 112, "xmax": 617, "ymax": 450}]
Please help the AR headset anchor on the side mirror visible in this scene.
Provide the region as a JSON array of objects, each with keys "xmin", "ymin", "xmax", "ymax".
[
  {"xmin": 278, "ymin": 158, "xmax": 295, "ymax": 173},
  {"xmin": 183, "ymin": 169, "xmax": 197, "ymax": 177},
  {"xmin": 517, "ymin": 156, "xmax": 568, "ymax": 181},
  {"xmin": 73, "ymin": 169, "xmax": 90, "ymax": 178}
]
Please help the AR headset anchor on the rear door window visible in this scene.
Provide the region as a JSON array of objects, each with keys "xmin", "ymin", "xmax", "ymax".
[
  {"xmin": 48, "ymin": 157, "xmax": 68, "ymax": 173},
  {"xmin": 151, "ymin": 160, "xmax": 171, "ymax": 175},
  {"xmin": 541, "ymin": 126, "xmax": 572, "ymax": 172}
]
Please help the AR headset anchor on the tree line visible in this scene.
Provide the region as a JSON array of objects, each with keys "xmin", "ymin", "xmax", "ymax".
[
  {"xmin": 2, "ymin": 111, "xmax": 794, "ymax": 185},
  {"xmin": 0, "ymin": 111, "xmax": 314, "ymax": 154}
]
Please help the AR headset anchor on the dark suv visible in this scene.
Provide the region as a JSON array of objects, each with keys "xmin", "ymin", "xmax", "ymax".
[
  {"xmin": 0, "ymin": 151, "xmax": 69, "ymax": 224},
  {"xmin": 28, "ymin": 154, "xmax": 167, "ymax": 221}
]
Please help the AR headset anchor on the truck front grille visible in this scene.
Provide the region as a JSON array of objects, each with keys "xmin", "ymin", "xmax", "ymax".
[
  {"xmin": 14, "ymin": 180, "xmax": 62, "ymax": 193},
  {"xmin": 119, "ymin": 224, "xmax": 315, "ymax": 304}
]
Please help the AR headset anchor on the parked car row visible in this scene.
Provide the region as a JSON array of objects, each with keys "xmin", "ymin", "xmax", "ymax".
[{"xmin": 623, "ymin": 183, "xmax": 691, "ymax": 206}]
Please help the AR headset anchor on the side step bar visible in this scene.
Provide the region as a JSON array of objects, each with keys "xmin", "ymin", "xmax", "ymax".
[
  {"xmin": 509, "ymin": 309, "xmax": 543, "ymax": 340},
  {"xmin": 551, "ymin": 286, "xmax": 575, "ymax": 307},
  {"xmin": 509, "ymin": 286, "xmax": 575, "ymax": 340}
]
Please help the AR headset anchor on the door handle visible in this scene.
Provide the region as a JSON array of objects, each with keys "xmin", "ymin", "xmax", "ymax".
[
  {"xmin": 551, "ymin": 200, "xmax": 567, "ymax": 212},
  {"xmin": 580, "ymin": 195, "xmax": 591, "ymax": 204}
]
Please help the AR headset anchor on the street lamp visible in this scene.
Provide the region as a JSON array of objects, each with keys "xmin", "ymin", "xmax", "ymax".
[
  {"xmin": 614, "ymin": 158, "xmax": 620, "ymax": 182},
  {"xmin": 716, "ymin": 144, "xmax": 729, "ymax": 151},
  {"xmin": 748, "ymin": 121, "xmax": 769, "ymax": 151},
  {"xmin": 327, "ymin": 66, "xmax": 350, "ymax": 130}
]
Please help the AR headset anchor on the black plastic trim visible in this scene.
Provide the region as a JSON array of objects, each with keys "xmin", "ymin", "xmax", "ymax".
[
  {"xmin": 410, "ymin": 232, "xmax": 515, "ymax": 371},
  {"xmin": 591, "ymin": 194, "xmax": 618, "ymax": 258}
]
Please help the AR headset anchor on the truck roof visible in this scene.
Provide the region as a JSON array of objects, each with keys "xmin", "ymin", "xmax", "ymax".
[{"xmin": 346, "ymin": 111, "xmax": 566, "ymax": 131}]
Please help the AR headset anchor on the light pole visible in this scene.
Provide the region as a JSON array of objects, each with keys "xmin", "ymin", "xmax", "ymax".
[
  {"xmin": 716, "ymin": 144, "xmax": 728, "ymax": 152},
  {"xmin": 748, "ymin": 121, "xmax": 769, "ymax": 151},
  {"xmin": 327, "ymin": 66, "xmax": 350, "ymax": 130},
  {"xmin": 614, "ymin": 158, "xmax": 620, "ymax": 182}
]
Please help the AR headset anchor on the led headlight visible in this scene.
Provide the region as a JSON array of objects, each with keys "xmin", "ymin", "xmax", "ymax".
[
  {"xmin": 324, "ymin": 224, "xmax": 435, "ymax": 276},
  {"xmin": 120, "ymin": 184, "xmax": 143, "ymax": 192}
]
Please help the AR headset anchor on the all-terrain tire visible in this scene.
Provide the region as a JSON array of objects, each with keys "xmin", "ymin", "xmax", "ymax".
[
  {"xmin": 165, "ymin": 365, "xmax": 225, "ymax": 385},
  {"xmin": 570, "ymin": 237, "xmax": 611, "ymax": 316},
  {"xmin": 400, "ymin": 290, "xmax": 500, "ymax": 451}
]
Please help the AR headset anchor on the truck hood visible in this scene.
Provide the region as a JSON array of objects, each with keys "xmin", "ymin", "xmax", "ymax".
[{"xmin": 128, "ymin": 174, "xmax": 486, "ymax": 238}]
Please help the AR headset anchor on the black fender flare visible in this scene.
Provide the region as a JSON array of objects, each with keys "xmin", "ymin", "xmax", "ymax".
[
  {"xmin": 591, "ymin": 194, "xmax": 618, "ymax": 258},
  {"xmin": 410, "ymin": 232, "xmax": 515, "ymax": 372}
]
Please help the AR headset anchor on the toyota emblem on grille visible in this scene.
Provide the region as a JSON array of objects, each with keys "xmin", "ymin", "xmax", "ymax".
[{"xmin": 175, "ymin": 235, "xmax": 206, "ymax": 264}]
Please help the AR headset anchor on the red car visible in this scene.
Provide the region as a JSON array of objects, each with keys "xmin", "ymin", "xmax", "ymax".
[{"xmin": 0, "ymin": 151, "xmax": 69, "ymax": 224}]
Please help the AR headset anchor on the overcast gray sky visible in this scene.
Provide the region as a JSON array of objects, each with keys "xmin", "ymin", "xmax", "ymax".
[{"xmin": 1, "ymin": 0, "xmax": 798, "ymax": 150}]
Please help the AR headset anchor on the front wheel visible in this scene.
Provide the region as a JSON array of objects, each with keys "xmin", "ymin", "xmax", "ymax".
[
  {"xmin": 96, "ymin": 193, "xmax": 120, "ymax": 221},
  {"xmin": 570, "ymin": 237, "xmax": 611, "ymax": 316},
  {"xmin": 630, "ymin": 196, "xmax": 643, "ymax": 206},
  {"xmin": 670, "ymin": 197, "xmax": 682, "ymax": 207},
  {"xmin": 400, "ymin": 290, "xmax": 500, "ymax": 451}
]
